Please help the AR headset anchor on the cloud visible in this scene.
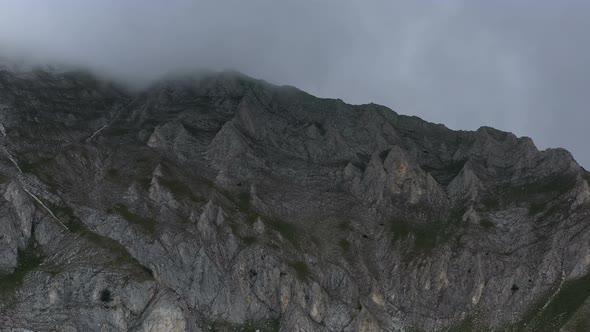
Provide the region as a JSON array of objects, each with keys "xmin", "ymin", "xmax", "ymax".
[{"xmin": 0, "ymin": 0, "xmax": 589, "ymax": 167}]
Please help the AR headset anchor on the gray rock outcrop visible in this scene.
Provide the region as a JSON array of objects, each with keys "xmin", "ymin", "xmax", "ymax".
[{"xmin": 0, "ymin": 66, "xmax": 588, "ymax": 331}]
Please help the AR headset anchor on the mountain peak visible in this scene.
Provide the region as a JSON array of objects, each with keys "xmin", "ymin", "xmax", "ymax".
[{"xmin": 0, "ymin": 68, "xmax": 588, "ymax": 331}]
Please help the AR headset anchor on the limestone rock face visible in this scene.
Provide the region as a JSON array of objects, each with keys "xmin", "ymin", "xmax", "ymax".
[
  {"xmin": 0, "ymin": 182, "xmax": 34, "ymax": 273},
  {"xmin": 0, "ymin": 66, "xmax": 589, "ymax": 331}
]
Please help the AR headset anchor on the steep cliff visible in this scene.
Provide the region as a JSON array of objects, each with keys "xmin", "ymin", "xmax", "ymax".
[{"xmin": 0, "ymin": 66, "xmax": 589, "ymax": 331}]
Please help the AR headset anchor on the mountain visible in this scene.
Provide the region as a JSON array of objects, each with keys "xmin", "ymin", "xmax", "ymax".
[{"xmin": 0, "ymin": 66, "xmax": 589, "ymax": 332}]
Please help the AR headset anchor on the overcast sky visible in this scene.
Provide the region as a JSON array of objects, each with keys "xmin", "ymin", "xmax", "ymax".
[{"xmin": 1, "ymin": 0, "xmax": 589, "ymax": 167}]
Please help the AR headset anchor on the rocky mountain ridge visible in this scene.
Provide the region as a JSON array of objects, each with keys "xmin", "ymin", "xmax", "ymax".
[{"xmin": 0, "ymin": 66, "xmax": 589, "ymax": 331}]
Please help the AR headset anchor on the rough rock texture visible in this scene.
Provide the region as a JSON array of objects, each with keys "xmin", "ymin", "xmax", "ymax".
[{"xmin": 0, "ymin": 66, "xmax": 589, "ymax": 331}]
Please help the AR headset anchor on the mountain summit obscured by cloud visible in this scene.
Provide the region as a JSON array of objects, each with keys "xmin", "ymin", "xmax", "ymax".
[{"xmin": 1, "ymin": 0, "xmax": 589, "ymax": 167}]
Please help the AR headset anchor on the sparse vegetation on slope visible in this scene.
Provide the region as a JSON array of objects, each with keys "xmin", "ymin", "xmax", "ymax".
[
  {"xmin": 113, "ymin": 203, "xmax": 157, "ymax": 235},
  {"xmin": 236, "ymin": 191, "xmax": 258, "ymax": 224},
  {"xmin": 481, "ymin": 174, "xmax": 577, "ymax": 213},
  {"xmin": 0, "ymin": 173, "xmax": 11, "ymax": 183},
  {"xmin": 159, "ymin": 177, "xmax": 204, "ymax": 203},
  {"xmin": 289, "ymin": 261, "xmax": 311, "ymax": 281},
  {"xmin": 52, "ymin": 203, "xmax": 154, "ymax": 280},
  {"xmin": 0, "ymin": 239, "xmax": 43, "ymax": 293},
  {"xmin": 514, "ymin": 273, "xmax": 590, "ymax": 331},
  {"xmin": 267, "ymin": 217, "xmax": 300, "ymax": 246},
  {"xmin": 390, "ymin": 217, "xmax": 447, "ymax": 256},
  {"xmin": 206, "ymin": 318, "xmax": 280, "ymax": 332}
]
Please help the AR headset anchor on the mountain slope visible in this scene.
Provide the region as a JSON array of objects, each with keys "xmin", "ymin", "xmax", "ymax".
[{"xmin": 0, "ymin": 67, "xmax": 589, "ymax": 331}]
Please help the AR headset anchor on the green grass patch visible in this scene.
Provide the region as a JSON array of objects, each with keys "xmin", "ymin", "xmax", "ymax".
[
  {"xmin": 538, "ymin": 204, "xmax": 566, "ymax": 223},
  {"xmin": 267, "ymin": 218, "xmax": 300, "ymax": 245},
  {"xmin": 337, "ymin": 220, "xmax": 351, "ymax": 231},
  {"xmin": 525, "ymin": 174, "xmax": 575, "ymax": 194},
  {"xmin": 391, "ymin": 220, "xmax": 413, "ymax": 241},
  {"xmin": 481, "ymin": 174, "xmax": 577, "ymax": 212},
  {"xmin": 131, "ymin": 155, "xmax": 159, "ymax": 190},
  {"xmin": 514, "ymin": 273, "xmax": 590, "ymax": 331},
  {"xmin": 113, "ymin": 204, "xmax": 157, "ymax": 235},
  {"xmin": 479, "ymin": 218, "xmax": 495, "ymax": 229},
  {"xmin": 0, "ymin": 239, "xmax": 43, "ymax": 293},
  {"xmin": 19, "ymin": 157, "xmax": 53, "ymax": 174},
  {"xmin": 389, "ymin": 208, "xmax": 467, "ymax": 258},
  {"xmin": 206, "ymin": 318, "xmax": 280, "ymax": 332},
  {"xmin": 0, "ymin": 173, "xmax": 11, "ymax": 183},
  {"xmin": 236, "ymin": 192, "xmax": 258, "ymax": 224},
  {"xmin": 51, "ymin": 204, "xmax": 77, "ymax": 221},
  {"xmin": 238, "ymin": 192, "xmax": 250, "ymax": 211},
  {"xmin": 51, "ymin": 203, "xmax": 153, "ymax": 280},
  {"xmin": 481, "ymin": 195, "xmax": 500, "ymax": 211},
  {"xmin": 338, "ymin": 239, "xmax": 351, "ymax": 253},
  {"xmin": 158, "ymin": 178, "xmax": 204, "ymax": 203},
  {"xmin": 240, "ymin": 236, "xmax": 257, "ymax": 246},
  {"xmin": 104, "ymin": 168, "xmax": 119, "ymax": 182},
  {"xmin": 528, "ymin": 202, "xmax": 547, "ymax": 216},
  {"xmin": 137, "ymin": 177, "xmax": 152, "ymax": 191},
  {"xmin": 232, "ymin": 193, "xmax": 300, "ymax": 247},
  {"xmin": 390, "ymin": 218, "xmax": 438, "ymax": 255},
  {"xmin": 446, "ymin": 315, "xmax": 477, "ymax": 332},
  {"xmin": 289, "ymin": 261, "xmax": 310, "ymax": 281},
  {"xmin": 414, "ymin": 232, "xmax": 437, "ymax": 252},
  {"xmin": 75, "ymin": 219, "xmax": 154, "ymax": 281}
]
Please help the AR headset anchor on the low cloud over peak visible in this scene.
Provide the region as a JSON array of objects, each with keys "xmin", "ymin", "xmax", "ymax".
[{"xmin": 1, "ymin": 0, "xmax": 589, "ymax": 167}]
